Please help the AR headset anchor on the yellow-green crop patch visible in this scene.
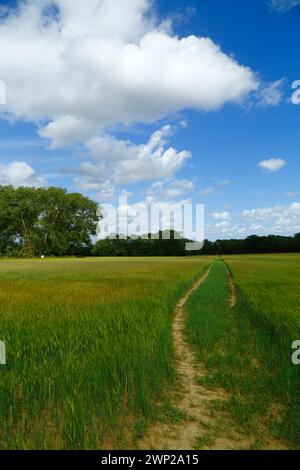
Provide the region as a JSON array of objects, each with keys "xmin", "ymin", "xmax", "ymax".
[{"xmin": 0, "ymin": 256, "xmax": 211, "ymax": 449}]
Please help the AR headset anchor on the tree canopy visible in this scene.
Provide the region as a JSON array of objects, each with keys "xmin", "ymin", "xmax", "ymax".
[
  {"xmin": 92, "ymin": 231, "xmax": 187, "ymax": 257},
  {"xmin": 0, "ymin": 185, "xmax": 98, "ymax": 257}
]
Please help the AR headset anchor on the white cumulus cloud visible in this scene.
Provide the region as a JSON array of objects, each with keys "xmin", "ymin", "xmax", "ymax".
[
  {"xmin": 0, "ymin": 0, "xmax": 259, "ymax": 149},
  {"xmin": 258, "ymin": 158, "xmax": 286, "ymax": 172},
  {"xmin": 0, "ymin": 162, "xmax": 45, "ymax": 187},
  {"xmin": 241, "ymin": 202, "xmax": 300, "ymax": 233},
  {"xmin": 74, "ymin": 124, "xmax": 191, "ymax": 190}
]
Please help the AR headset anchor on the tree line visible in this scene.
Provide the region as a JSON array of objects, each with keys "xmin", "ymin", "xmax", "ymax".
[
  {"xmin": 92, "ymin": 232, "xmax": 187, "ymax": 257},
  {"xmin": 92, "ymin": 233, "xmax": 300, "ymax": 256},
  {"xmin": 0, "ymin": 185, "xmax": 300, "ymax": 257},
  {"xmin": 200, "ymin": 234, "xmax": 300, "ymax": 255}
]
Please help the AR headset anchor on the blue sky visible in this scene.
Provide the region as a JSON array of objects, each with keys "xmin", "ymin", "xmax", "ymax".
[{"xmin": 0, "ymin": 0, "xmax": 299, "ymax": 240}]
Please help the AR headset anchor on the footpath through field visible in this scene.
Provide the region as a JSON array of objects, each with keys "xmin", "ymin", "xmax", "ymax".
[
  {"xmin": 139, "ymin": 260, "xmax": 245, "ymax": 450},
  {"xmin": 139, "ymin": 259, "xmax": 289, "ymax": 450}
]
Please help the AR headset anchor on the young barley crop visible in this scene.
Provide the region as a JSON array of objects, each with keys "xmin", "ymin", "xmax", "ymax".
[{"xmin": 0, "ymin": 256, "xmax": 212, "ymax": 449}]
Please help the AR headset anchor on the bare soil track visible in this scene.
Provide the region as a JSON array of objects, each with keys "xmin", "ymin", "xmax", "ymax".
[{"xmin": 227, "ymin": 268, "xmax": 237, "ymax": 308}]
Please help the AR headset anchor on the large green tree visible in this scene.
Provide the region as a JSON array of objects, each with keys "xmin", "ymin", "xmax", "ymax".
[{"xmin": 0, "ymin": 186, "xmax": 99, "ymax": 257}]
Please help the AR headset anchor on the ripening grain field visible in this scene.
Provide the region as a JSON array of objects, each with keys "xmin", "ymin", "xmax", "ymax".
[
  {"xmin": 1, "ymin": 255, "xmax": 300, "ymax": 450},
  {"xmin": 0, "ymin": 257, "xmax": 211, "ymax": 450}
]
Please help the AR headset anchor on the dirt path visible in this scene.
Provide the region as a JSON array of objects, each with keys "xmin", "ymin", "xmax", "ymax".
[
  {"xmin": 139, "ymin": 266, "xmax": 251, "ymax": 450},
  {"xmin": 227, "ymin": 268, "xmax": 237, "ymax": 308}
]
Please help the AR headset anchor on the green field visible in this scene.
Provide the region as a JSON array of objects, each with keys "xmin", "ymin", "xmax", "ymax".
[
  {"xmin": 0, "ymin": 257, "xmax": 211, "ymax": 449},
  {"xmin": 225, "ymin": 254, "xmax": 300, "ymax": 446},
  {"xmin": 0, "ymin": 254, "xmax": 299, "ymax": 449},
  {"xmin": 186, "ymin": 254, "xmax": 300, "ymax": 448},
  {"xmin": 224, "ymin": 254, "xmax": 300, "ymax": 341}
]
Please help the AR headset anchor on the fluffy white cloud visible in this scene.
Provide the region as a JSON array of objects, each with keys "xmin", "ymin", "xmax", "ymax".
[
  {"xmin": 241, "ymin": 202, "xmax": 300, "ymax": 233},
  {"xmin": 0, "ymin": 162, "xmax": 45, "ymax": 187},
  {"xmin": 258, "ymin": 158, "xmax": 286, "ymax": 172},
  {"xmin": 270, "ymin": 0, "xmax": 300, "ymax": 11},
  {"xmin": 74, "ymin": 124, "xmax": 191, "ymax": 190},
  {"xmin": 0, "ymin": 0, "xmax": 258, "ymax": 149},
  {"xmin": 48, "ymin": 0, "xmax": 156, "ymax": 40},
  {"xmin": 205, "ymin": 201, "xmax": 300, "ymax": 240},
  {"xmin": 210, "ymin": 210, "xmax": 231, "ymax": 221},
  {"xmin": 206, "ymin": 217, "xmax": 284, "ymax": 240},
  {"xmin": 39, "ymin": 116, "xmax": 99, "ymax": 148}
]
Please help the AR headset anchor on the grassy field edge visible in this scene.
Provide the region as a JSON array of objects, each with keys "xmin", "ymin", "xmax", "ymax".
[{"xmin": 185, "ymin": 258, "xmax": 300, "ymax": 449}]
